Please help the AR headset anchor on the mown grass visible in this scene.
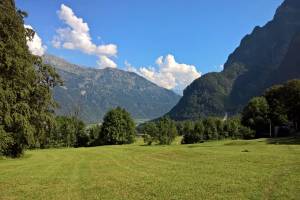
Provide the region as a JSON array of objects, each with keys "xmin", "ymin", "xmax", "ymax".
[{"xmin": 0, "ymin": 138, "xmax": 299, "ymax": 200}]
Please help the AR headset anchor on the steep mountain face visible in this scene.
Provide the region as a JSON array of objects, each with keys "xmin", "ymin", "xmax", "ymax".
[
  {"xmin": 268, "ymin": 32, "xmax": 300, "ymax": 85},
  {"xmin": 167, "ymin": 0, "xmax": 300, "ymax": 120},
  {"xmin": 43, "ymin": 55, "xmax": 180, "ymax": 123}
]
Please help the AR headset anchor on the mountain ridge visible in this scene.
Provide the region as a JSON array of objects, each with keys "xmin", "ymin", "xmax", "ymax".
[{"xmin": 43, "ymin": 54, "xmax": 181, "ymax": 123}]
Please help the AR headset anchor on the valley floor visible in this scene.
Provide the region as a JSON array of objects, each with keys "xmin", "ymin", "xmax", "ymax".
[{"xmin": 0, "ymin": 138, "xmax": 299, "ymax": 200}]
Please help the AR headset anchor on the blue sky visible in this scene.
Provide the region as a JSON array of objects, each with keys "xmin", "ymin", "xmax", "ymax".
[{"xmin": 17, "ymin": 0, "xmax": 284, "ymax": 92}]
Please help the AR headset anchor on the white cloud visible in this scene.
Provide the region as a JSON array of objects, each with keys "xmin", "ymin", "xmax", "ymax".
[
  {"xmin": 218, "ymin": 64, "xmax": 224, "ymax": 71},
  {"xmin": 52, "ymin": 4, "xmax": 117, "ymax": 68},
  {"xmin": 126, "ymin": 54, "xmax": 201, "ymax": 93},
  {"xmin": 25, "ymin": 25, "xmax": 47, "ymax": 56},
  {"xmin": 97, "ymin": 56, "xmax": 117, "ymax": 69}
]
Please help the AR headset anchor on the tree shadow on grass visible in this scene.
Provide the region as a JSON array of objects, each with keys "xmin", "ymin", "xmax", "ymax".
[
  {"xmin": 266, "ymin": 134, "xmax": 300, "ymax": 145},
  {"xmin": 186, "ymin": 145, "xmax": 213, "ymax": 148}
]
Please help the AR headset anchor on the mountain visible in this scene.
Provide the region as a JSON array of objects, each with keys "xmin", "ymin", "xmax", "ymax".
[
  {"xmin": 268, "ymin": 32, "xmax": 300, "ymax": 85},
  {"xmin": 167, "ymin": 0, "xmax": 300, "ymax": 120},
  {"xmin": 43, "ymin": 55, "xmax": 180, "ymax": 123}
]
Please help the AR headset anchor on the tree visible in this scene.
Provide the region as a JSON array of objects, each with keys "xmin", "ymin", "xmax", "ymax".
[
  {"xmin": 223, "ymin": 118, "xmax": 241, "ymax": 139},
  {"xmin": 203, "ymin": 118, "xmax": 218, "ymax": 140},
  {"xmin": 51, "ymin": 116, "xmax": 86, "ymax": 147},
  {"xmin": 140, "ymin": 122, "xmax": 158, "ymax": 145},
  {"xmin": 241, "ymin": 97, "xmax": 270, "ymax": 137},
  {"xmin": 100, "ymin": 107, "xmax": 136, "ymax": 145},
  {"xmin": 156, "ymin": 117, "xmax": 177, "ymax": 145},
  {"xmin": 181, "ymin": 120, "xmax": 204, "ymax": 144},
  {"xmin": 264, "ymin": 80, "xmax": 300, "ymax": 132},
  {"xmin": 283, "ymin": 80, "xmax": 300, "ymax": 130},
  {"xmin": 0, "ymin": 0, "xmax": 61, "ymax": 157},
  {"xmin": 264, "ymin": 85, "xmax": 288, "ymax": 127},
  {"xmin": 86, "ymin": 124, "xmax": 102, "ymax": 146}
]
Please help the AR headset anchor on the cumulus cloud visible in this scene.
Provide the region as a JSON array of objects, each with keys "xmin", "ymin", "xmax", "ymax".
[
  {"xmin": 126, "ymin": 54, "xmax": 201, "ymax": 93},
  {"xmin": 24, "ymin": 25, "xmax": 47, "ymax": 56},
  {"xmin": 52, "ymin": 4, "xmax": 117, "ymax": 68},
  {"xmin": 97, "ymin": 56, "xmax": 117, "ymax": 69}
]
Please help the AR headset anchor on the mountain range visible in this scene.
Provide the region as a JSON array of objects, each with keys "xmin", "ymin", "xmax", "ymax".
[
  {"xmin": 43, "ymin": 55, "xmax": 180, "ymax": 123},
  {"xmin": 167, "ymin": 0, "xmax": 300, "ymax": 120}
]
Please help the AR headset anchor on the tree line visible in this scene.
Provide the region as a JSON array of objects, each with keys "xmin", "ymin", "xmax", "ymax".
[{"xmin": 241, "ymin": 79, "xmax": 300, "ymax": 137}]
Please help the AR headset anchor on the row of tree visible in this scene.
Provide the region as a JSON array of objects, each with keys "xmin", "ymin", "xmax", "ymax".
[
  {"xmin": 139, "ymin": 117, "xmax": 178, "ymax": 145},
  {"xmin": 34, "ymin": 107, "xmax": 136, "ymax": 149},
  {"xmin": 241, "ymin": 79, "xmax": 300, "ymax": 137},
  {"xmin": 139, "ymin": 117, "xmax": 254, "ymax": 145}
]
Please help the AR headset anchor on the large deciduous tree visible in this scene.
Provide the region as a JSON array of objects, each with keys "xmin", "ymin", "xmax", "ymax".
[
  {"xmin": 100, "ymin": 107, "xmax": 136, "ymax": 145},
  {"xmin": 241, "ymin": 97, "xmax": 270, "ymax": 137},
  {"xmin": 0, "ymin": 0, "xmax": 60, "ymax": 157}
]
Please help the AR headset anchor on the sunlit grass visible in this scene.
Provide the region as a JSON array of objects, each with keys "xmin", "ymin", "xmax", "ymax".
[{"xmin": 0, "ymin": 138, "xmax": 299, "ymax": 200}]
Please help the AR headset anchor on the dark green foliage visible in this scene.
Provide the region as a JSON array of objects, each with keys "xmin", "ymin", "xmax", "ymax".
[
  {"xmin": 241, "ymin": 97, "xmax": 270, "ymax": 137},
  {"xmin": 140, "ymin": 122, "xmax": 158, "ymax": 145},
  {"xmin": 181, "ymin": 120, "xmax": 204, "ymax": 144},
  {"xmin": 223, "ymin": 118, "xmax": 241, "ymax": 139},
  {"xmin": 181, "ymin": 117, "xmax": 254, "ymax": 144},
  {"xmin": 167, "ymin": 0, "xmax": 300, "ymax": 120},
  {"xmin": 264, "ymin": 85, "xmax": 288, "ymax": 126},
  {"xmin": 99, "ymin": 107, "xmax": 136, "ymax": 145},
  {"xmin": 264, "ymin": 79, "xmax": 300, "ymax": 131},
  {"xmin": 175, "ymin": 121, "xmax": 185, "ymax": 136},
  {"xmin": 86, "ymin": 124, "xmax": 102, "ymax": 146},
  {"xmin": 0, "ymin": 127, "xmax": 15, "ymax": 156},
  {"xmin": 49, "ymin": 116, "xmax": 86, "ymax": 147},
  {"xmin": 203, "ymin": 118, "xmax": 219, "ymax": 140},
  {"xmin": 239, "ymin": 126, "xmax": 255, "ymax": 140},
  {"xmin": 0, "ymin": 0, "xmax": 60, "ymax": 157},
  {"xmin": 156, "ymin": 117, "xmax": 178, "ymax": 145},
  {"xmin": 241, "ymin": 79, "xmax": 300, "ymax": 136},
  {"xmin": 283, "ymin": 80, "xmax": 300, "ymax": 130},
  {"xmin": 140, "ymin": 117, "xmax": 177, "ymax": 145}
]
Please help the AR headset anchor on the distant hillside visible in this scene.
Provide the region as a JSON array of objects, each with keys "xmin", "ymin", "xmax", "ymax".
[
  {"xmin": 43, "ymin": 55, "xmax": 180, "ymax": 123},
  {"xmin": 167, "ymin": 0, "xmax": 300, "ymax": 120}
]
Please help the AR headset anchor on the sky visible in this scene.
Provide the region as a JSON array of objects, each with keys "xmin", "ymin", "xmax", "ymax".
[{"xmin": 17, "ymin": 0, "xmax": 284, "ymax": 93}]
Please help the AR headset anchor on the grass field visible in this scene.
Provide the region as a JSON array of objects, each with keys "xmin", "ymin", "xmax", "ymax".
[{"xmin": 0, "ymin": 137, "xmax": 299, "ymax": 200}]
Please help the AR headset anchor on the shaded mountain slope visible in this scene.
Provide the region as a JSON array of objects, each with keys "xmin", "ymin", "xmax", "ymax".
[{"xmin": 167, "ymin": 0, "xmax": 300, "ymax": 120}]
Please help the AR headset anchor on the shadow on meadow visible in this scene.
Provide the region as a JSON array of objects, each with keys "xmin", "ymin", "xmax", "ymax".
[{"xmin": 266, "ymin": 133, "xmax": 300, "ymax": 145}]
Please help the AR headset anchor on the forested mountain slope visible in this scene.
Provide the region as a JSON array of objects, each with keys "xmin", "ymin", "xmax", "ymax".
[{"xmin": 167, "ymin": 0, "xmax": 300, "ymax": 120}]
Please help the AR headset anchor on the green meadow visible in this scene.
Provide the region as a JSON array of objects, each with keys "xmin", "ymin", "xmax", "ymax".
[{"xmin": 0, "ymin": 137, "xmax": 299, "ymax": 200}]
